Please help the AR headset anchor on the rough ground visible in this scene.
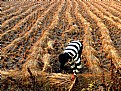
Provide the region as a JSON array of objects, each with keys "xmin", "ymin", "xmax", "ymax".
[{"xmin": 0, "ymin": 0, "xmax": 121, "ymax": 91}]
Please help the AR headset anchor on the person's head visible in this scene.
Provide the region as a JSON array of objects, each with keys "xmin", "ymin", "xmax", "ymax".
[{"xmin": 59, "ymin": 53, "xmax": 70, "ymax": 70}]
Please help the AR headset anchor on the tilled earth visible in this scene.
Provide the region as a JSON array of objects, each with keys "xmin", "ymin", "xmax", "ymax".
[{"xmin": 0, "ymin": 0, "xmax": 121, "ymax": 91}]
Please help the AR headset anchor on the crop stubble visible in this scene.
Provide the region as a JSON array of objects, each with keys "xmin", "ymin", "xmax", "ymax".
[{"xmin": 0, "ymin": 0, "xmax": 121, "ymax": 90}]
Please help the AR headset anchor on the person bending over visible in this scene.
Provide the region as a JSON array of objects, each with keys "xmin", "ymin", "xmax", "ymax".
[{"xmin": 59, "ymin": 40, "xmax": 83, "ymax": 80}]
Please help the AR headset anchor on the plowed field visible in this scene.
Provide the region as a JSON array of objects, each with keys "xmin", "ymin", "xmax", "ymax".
[{"xmin": 0, "ymin": 0, "xmax": 121, "ymax": 91}]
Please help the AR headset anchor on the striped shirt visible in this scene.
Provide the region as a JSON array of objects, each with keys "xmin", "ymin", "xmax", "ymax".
[{"xmin": 63, "ymin": 40, "xmax": 83, "ymax": 74}]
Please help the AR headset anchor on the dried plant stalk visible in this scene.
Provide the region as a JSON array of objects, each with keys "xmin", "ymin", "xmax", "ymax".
[
  {"xmin": 74, "ymin": 1, "xmax": 102, "ymax": 74},
  {"xmin": 0, "ymin": 70, "xmax": 74, "ymax": 90},
  {"xmin": 81, "ymin": 1, "xmax": 121, "ymax": 69},
  {"xmin": 42, "ymin": 54, "xmax": 51, "ymax": 72}
]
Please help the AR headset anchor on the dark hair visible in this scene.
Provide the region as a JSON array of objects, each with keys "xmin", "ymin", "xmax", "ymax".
[{"xmin": 59, "ymin": 53, "xmax": 70, "ymax": 69}]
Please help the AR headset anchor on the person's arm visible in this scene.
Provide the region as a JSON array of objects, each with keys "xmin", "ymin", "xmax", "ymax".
[
  {"xmin": 71, "ymin": 70, "xmax": 77, "ymax": 81},
  {"xmin": 56, "ymin": 63, "xmax": 65, "ymax": 73}
]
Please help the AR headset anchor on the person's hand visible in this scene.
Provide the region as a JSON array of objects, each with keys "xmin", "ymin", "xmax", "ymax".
[
  {"xmin": 56, "ymin": 69, "xmax": 63, "ymax": 73},
  {"xmin": 71, "ymin": 73, "xmax": 75, "ymax": 81},
  {"xmin": 71, "ymin": 72, "xmax": 77, "ymax": 81}
]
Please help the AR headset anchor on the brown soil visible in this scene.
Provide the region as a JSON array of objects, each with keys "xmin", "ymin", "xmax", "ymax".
[{"xmin": 0, "ymin": 0, "xmax": 121, "ymax": 91}]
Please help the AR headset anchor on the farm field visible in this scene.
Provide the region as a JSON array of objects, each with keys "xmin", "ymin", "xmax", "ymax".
[{"xmin": 0, "ymin": 0, "xmax": 121, "ymax": 91}]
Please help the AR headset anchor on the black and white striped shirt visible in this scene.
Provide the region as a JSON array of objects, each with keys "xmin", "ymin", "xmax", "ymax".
[{"xmin": 63, "ymin": 40, "xmax": 83, "ymax": 74}]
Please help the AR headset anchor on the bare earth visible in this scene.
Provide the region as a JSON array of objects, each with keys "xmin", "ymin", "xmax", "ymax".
[{"xmin": 0, "ymin": 0, "xmax": 121, "ymax": 91}]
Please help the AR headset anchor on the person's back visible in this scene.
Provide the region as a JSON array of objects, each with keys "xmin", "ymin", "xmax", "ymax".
[{"xmin": 59, "ymin": 40, "xmax": 83, "ymax": 80}]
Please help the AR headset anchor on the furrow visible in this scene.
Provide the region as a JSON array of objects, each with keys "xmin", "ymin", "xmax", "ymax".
[
  {"xmin": 1, "ymin": 0, "xmax": 56, "ymax": 48},
  {"xmin": 1, "ymin": 1, "xmax": 31, "ymax": 15},
  {"xmin": 22, "ymin": 0, "xmax": 65, "ymax": 72},
  {"xmin": 75, "ymin": 0, "xmax": 103, "ymax": 74},
  {"xmin": 97, "ymin": 1, "xmax": 121, "ymax": 19},
  {"xmin": 91, "ymin": 2, "xmax": 121, "ymax": 24},
  {"xmin": 1, "ymin": 0, "xmax": 61, "ymax": 70},
  {"xmin": 88, "ymin": 1, "xmax": 121, "ymax": 57},
  {"xmin": 61, "ymin": 0, "xmax": 78, "ymax": 47},
  {"xmin": 1, "ymin": 1, "xmax": 49, "ymax": 22},
  {"xmin": 1, "ymin": 3, "xmax": 47, "ymax": 33},
  {"xmin": 81, "ymin": 1, "xmax": 121, "ymax": 69},
  {"xmin": 1, "ymin": 1, "xmax": 31, "ymax": 12},
  {"xmin": 1, "ymin": 3, "xmax": 36, "ymax": 22},
  {"xmin": 104, "ymin": 1, "xmax": 121, "ymax": 13},
  {"xmin": 1, "ymin": 1, "xmax": 21, "ymax": 11},
  {"xmin": 113, "ymin": 0, "xmax": 121, "ymax": 6}
]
